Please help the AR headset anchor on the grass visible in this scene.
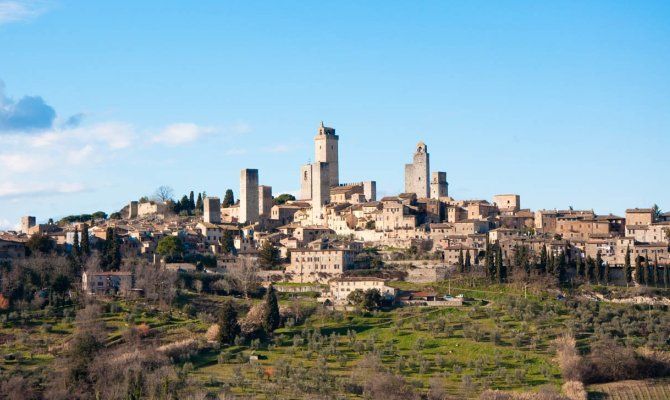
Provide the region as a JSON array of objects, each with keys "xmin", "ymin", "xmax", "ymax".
[{"xmin": 589, "ymin": 378, "xmax": 670, "ymax": 400}]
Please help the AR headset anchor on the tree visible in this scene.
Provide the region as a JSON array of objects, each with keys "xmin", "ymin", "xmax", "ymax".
[
  {"xmin": 644, "ymin": 257, "xmax": 652, "ymax": 286},
  {"xmin": 585, "ymin": 256, "xmax": 594, "ymax": 283},
  {"xmin": 635, "ymin": 256, "xmax": 644, "ymax": 285},
  {"xmin": 362, "ymin": 289, "xmax": 383, "ymax": 310},
  {"xmin": 218, "ymin": 300, "xmax": 240, "ymax": 344},
  {"xmin": 81, "ymin": 223, "xmax": 90, "ymax": 255},
  {"xmin": 259, "ymin": 241, "xmax": 280, "ymax": 269},
  {"xmin": 26, "ymin": 233, "xmax": 55, "ymax": 255},
  {"xmin": 464, "ymin": 250, "xmax": 471, "ymax": 272},
  {"xmin": 652, "ymin": 204, "xmax": 662, "ymax": 221},
  {"xmin": 653, "ymin": 255, "xmax": 660, "ymax": 287},
  {"xmin": 595, "ymin": 251, "xmax": 603, "ymax": 285},
  {"xmin": 485, "ymin": 240, "xmax": 495, "ymax": 280},
  {"xmin": 221, "ymin": 230, "xmax": 235, "ymax": 254},
  {"xmin": 262, "ymin": 285, "xmax": 280, "ymax": 333},
  {"xmin": 222, "ymin": 189, "xmax": 235, "ymax": 207},
  {"xmin": 575, "ymin": 254, "xmax": 583, "ymax": 278},
  {"xmin": 102, "ymin": 227, "xmax": 121, "ymax": 271},
  {"xmin": 156, "ymin": 236, "xmax": 185, "ymax": 261},
  {"xmin": 347, "ymin": 289, "xmax": 365, "ymax": 307},
  {"xmin": 495, "ymin": 247, "xmax": 504, "ymax": 284},
  {"xmin": 154, "ymin": 185, "xmax": 174, "ymax": 202},
  {"xmin": 274, "ymin": 193, "xmax": 296, "ymax": 205},
  {"xmin": 458, "ymin": 249, "xmax": 465, "ymax": 273},
  {"xmin": 540, "ymin": 245, "xmax": 548, "ymax": 274},
  {"xmin": 229, "ymin": 259, "xmax": 260, "ymax": 298},
  {"xmin": 196, "ymin": 193, "xmax": 203, "ymax": 214},
  {"xmin": 624, "ymin": 246, "xmax": 632, "ymax": 286},
  {"xmin": 189, "ymin": 191, "xmax": 195, "ymax": 211},
  {"xmin": 179, "ymin": 195, "xmax": 190, "ymax": 214},
  {"xmin": 664, "ymin": 262, "xmax": 669, "ymax": 288},
  {"xmin": 72, "ymin": 227, "xmax": 80, "ymax": 259},
  {"xmin": 556, "ymin": 251, "xmax": 567, "ymax": 284}
]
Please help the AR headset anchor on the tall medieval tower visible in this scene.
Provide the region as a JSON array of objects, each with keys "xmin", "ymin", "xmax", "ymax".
[
  {"xmin": 314, "ymin": 121, "xmax": 339, "ymax": 187},
  {"xmin": 404, "ymin": 142, "xmax": 430, "ymax": 198}
]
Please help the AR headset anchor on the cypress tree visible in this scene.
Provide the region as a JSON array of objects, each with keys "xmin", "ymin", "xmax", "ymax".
[
  {"xmin": 72, "ymin": 226, "xmax": 80, "ymax": 258},
  {"xmin": 664, "ymin": 262, "xmax": 669, "ymax": 288},
  {"xmin": 635, "ymin": 256, "xmax": 644, "ymax": 285},
  {"xmin": 223, "ymin": 189, "xmax": 235, "ymax": 207},
  {"xmin": 263, "ymin": 285, "xmax": 280, "ymax": 334},
  {"xmin": 548, "ymin": 252, "xmax": 555, "ymax": 275},
  {"xmin": 624, "ymin": 246, "xmax": 632, "ymax": 285},
  {"xmin": 218, "ymin": 300, "xmax": 240, "ymax": 344},
  {"xmin": 81, "ymin": 223, "xmax": 90, "ymax": 255},
  {"xmin": 585, "ymin": 256, "xmax": 594, "ymax": 283},
  {"xmin": 496, "ymin": 247, "xmax": 504, "ymax": 284},
  {"xmin": 653, "ymin": 255, "xmax": 659, "ymax": 287},
  {"xmin": 458, "ymin": 249, "xmax": 465, "ymax": 274},
  {"xmin": 645, "ymin": 257, "xmax": 652, "ymax": 286},
  {"xmin": 189, "ymin": 191, "xmax": 195, "ymax": 211},
  {"xmin": 575, "ymin": 254, "xmax": 583, "ymax": 278},
  {"xmin": 557, "ymin": 251, "xmax": 567, "ymax": 284},
  {"xmin": 465, "ymin": 250, "xmax": 472, "ymax": 272},
  {"xmin": 595, "ymin": 252, "xmax": 603, "ymax": 285},
  {"xmin": 540, "ymin": 245, "xmax": 548, "ymax": 274},
  {"xmin": 196, "ymin": 193, "xmax": 203, "ymax": 213}
]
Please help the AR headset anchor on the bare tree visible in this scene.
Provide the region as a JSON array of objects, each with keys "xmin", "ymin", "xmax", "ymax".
[
  {"xmin": 153, "ymin": 185, "xmax": 174, "ymax": 202},
  {"xmin": 228, "ymin": 258, "xmax": 260, "ymax": 299}
]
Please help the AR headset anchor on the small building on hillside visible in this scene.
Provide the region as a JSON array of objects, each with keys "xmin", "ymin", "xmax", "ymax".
[
  {"xmin": 82, "ymin": 271, "xmax": 133, "ymax": 295},
  {"xmin": 327, "ymin": 277, "xmax": 396, "ymax": 305}
]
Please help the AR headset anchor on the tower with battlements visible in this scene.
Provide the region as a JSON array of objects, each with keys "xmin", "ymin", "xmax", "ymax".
[
  {"xmin": 239, "ymin": 169, "xmax": 259, "ymax": 224},
  {"xmin": 314, "ymin": 121, "xmax": 339, "ymax": 187},
  {"xmin": 404, "ymin": 142, "xmax": 430, "ymax": 198}
]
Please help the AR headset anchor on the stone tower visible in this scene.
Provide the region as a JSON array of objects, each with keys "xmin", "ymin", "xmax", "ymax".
[
  {"xmin": 128, "ymin": 201, "xmax": 139, "ymax": 219},
  {"xmin": 430, "ymin": 171, "xmax": 448, "ymax": 199},
  {"xmin": 203, "ymin": 196, "xmax": 222, "ymax": 223},
  {"xmin": 404, "ymin": 142, "xmax": 430, "ymax": 198},
  {"xmin": 239, "ymin": 169, "xmax": 259, "ymax": 224},
  {"xmin": 311, "ymin": 162, "xmax": 330, "ymax": 222},
  {"xmin": 300, "ymin": 164, "xmax": 313, "ymax": 200},
  {"xmin": 258, "ymin": 185, "xmax": 273, "ymax": 217},
  {"xmin": 314, "ymin": 121, "xmax": 339, "ymax": 186},
  {"xmin": 21, "ymin": 216, "xmax": 36, "ymax": 234}
]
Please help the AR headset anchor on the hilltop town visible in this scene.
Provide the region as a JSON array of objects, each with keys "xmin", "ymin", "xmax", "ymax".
[
  {"xmin": 1, "ymin": 123, "xmax": 669, "ymax": 400},
  {"xmin": 3, "ymin": 122, "xmax": 669, "ymax": 292}
]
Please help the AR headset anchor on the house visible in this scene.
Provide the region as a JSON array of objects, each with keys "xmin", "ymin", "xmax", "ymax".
[
  {"xmin": 327, "ymin": 277, "xmax": 396, "ymax": 305},
  {"xmin": 82, "ymin": 271, "xmax": 133, "ymax": 295}
]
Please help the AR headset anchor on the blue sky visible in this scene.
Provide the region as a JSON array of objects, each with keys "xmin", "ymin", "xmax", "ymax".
[{"xmin": 1, "ymin": 1, "xmax": 669, "ymax": 229}]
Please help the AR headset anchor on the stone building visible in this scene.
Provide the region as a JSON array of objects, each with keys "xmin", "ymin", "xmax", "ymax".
[
  {"xmin": 430, "ymin": 171, "xmax": 448, "ymax": 199},
  {"xmin": 21, "ymin": 216, "xmax": 36, "ymax": 234},
  {"xmin": 240, "ymin": 168, "xmax": 259, "ymax": 224},
  {"xmin": 404, "ymin": 142, "xmax": 430, "ymax": 198},
  {"xmin": 258, "ymin": 185, "xmax": 273, "ymax": 217},
  {"xmin": 128, "ymin": 201, "xmax": 138, "ymax": 218},
  {"xmin": 626, "ymin": 208, "xmax": 655, "ymax": 226},
  {"xmin": 286, "ymin": 248, "xmax": 355, "ymax": 283},
  {"xmin": 82, "ymin": 271, "xmax": 133, "ymax": 295},
  {"xmin": 204, "ymin": 197, "xmax": 222, "ymax": 224},
  {"xmin": 314, "ymin": 121, "xmax": 339, "ymax": 186},
  {"xmin": 493, "ymin": 194, "xmax": 520, "ymax": 213},
  {"xmin": 327, "ymin": 277, "xmax": 396, "ymax": 305}
]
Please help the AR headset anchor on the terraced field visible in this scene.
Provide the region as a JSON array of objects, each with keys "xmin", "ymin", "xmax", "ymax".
[{"xmin": 589, "ymin": 378, "xmax": 670, "ymax": 400}]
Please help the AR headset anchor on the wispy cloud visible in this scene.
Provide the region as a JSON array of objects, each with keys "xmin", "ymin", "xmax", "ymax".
[
  {"xmin": 0, "ymin": 181, "xmax": 89, "ymax": 198},
  {"xmin": 150, "ymin": 122, "xmax": 214, "ymax": 146},
  {"xmin": 224, "ymin": 148, "xmax": 247, "ymax": 156},
  {"xmin": 263, "ymin": 143, "xmax": 302, "ymax": 153},
  {"xmin": 0, "ymin": 1, "xmax": 49, "ymax": 25}
]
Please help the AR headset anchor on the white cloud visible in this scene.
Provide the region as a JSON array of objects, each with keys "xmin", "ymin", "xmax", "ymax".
[
  {"xmin": 150, "ymin": 123, "xmax": 214, "ymax": 146},
  {"xmin": 0, "ymin": 1, "xmax": 48, "ymax": 25},
  {"xmin": 0, "ymin": 152, "xmax": 52, "ymax": 172},
  {"xmin": 0, "ymin": 217, "xmax": 21, "ymax": 231},
  {"xmin": 0, "ymin": 181, "xmax": 88, "ymax": 198},
  {"xmin": 224, "ymin": 148, "xmax": 247, "ymax": 156}
]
